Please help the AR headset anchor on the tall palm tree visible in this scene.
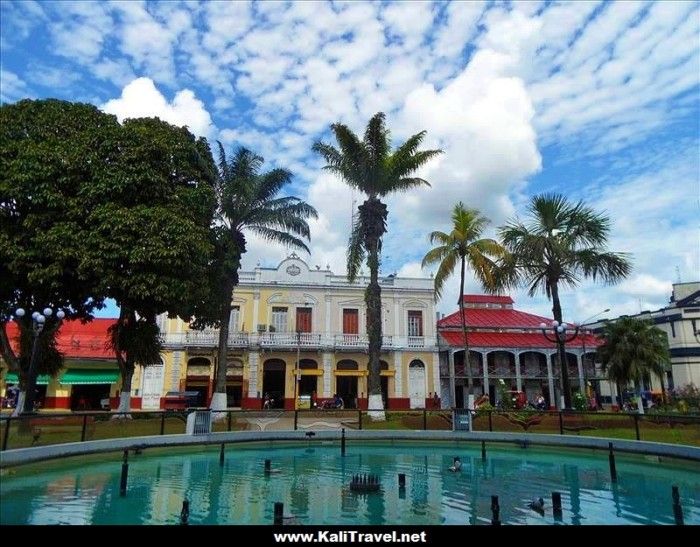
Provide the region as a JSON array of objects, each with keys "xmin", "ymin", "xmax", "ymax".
[
  {"xmin": 421, "ymin": 203, "xmax": 504, "ymax": 404},
  {"xmin": 490, "ymin": 193, "xmax": 632, "ymax": 409},
  {"xmin": 598, "ymin": 317, "xmax": 669, "ymax": 411},
  {"xmin": 313, "ymin": 112, "xmax": 442, "ymax": 415},
  {"xmin": 209, "ymin": 145, "xmax": 317, "ymax": 412}
]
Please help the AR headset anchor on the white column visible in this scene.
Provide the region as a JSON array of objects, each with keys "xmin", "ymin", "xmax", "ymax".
[
  {"xmin": 515, "ymin": 351, "xmax": 522, "ymax": 391},
  {"xmin": 394, "ymin": 351, "xmax": 403, "ymax": 397},
  {"xmin": 482, "ymin": 351, "xmax": 489, "ymax": 398},
  {"xmin": 171, "ymin": 351, "xmax": 183, "ymax": 391},
  {"xmin": 448, "ymin": 350, "xmax": 455, "ymax": 408},
  {"xmin": 325, "ymin": 295, "xmax": 331, "ymax": 345},
  {"xmin": 547, "ymin": 353, "xmax": 556, "ymax": 409},
  {"xmin": 248, "ymin": 352, "xmax": 260, "ymax": 398},
  {"xmin": 394, "ymin": 300, "xmax": 401, "ymax": 343},
  {"xmin": 432, "ymin": 352, "xmax": 440, "ymax": 401},
  {"xmin": 252, "ymin": 292, "xmax": 260, "ymax": 331},
  {"xmin": 609, "ymin": 380, "xmax": 618, "ymax": 407},
  {"xmin": 322, "ymin": 352, "xmax": 332, "ymax": 397}
]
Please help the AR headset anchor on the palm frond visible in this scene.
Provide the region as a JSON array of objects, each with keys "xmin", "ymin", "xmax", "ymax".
[
  {"xmin": 421, "ymin": 244, "xmax": 452, "ymax": 268},
  {"xmin": 347, "ymin": 218, "xmax": 365, "ymax": 282},
  {"xmin": 364, "ymin": 112, "xmax": 389, "ymax": 170},
  {"xmin": 247, "ymin": 226, "xmax": 310, "ymax": 254},
  {"xmin": 574, "ymin": 250, "xmax": 632, "ymax": 284},
  {"xmin": 432, "ymin": 250, "xmax": 458, "ymax": 300},
  {"xmin": 427, "ymin": 230, "xmax": 451, "ymax": 246}
]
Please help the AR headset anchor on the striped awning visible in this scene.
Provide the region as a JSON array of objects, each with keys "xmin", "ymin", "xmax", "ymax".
[
  {"xmin": 4, "ymin": 373, "xmax": 51, "ymax": 385},
  {"xmin": 60, "ymin": 369, "xmax": 119, "ymax": 385}
]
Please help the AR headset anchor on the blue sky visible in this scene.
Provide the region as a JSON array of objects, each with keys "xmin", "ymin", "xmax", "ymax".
[{"xmin": 1, "ymin": 0, "xmax": 698, "ymax": 322}]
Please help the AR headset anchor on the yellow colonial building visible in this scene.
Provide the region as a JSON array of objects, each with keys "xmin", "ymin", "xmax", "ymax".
[{"xmin": 132, "ymin": 253, "xmax": 439, "ymax": 410}]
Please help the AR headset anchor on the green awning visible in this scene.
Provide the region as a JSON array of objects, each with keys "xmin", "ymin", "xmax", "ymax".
[
  {"xmin": 4, "ymin": 373, "xmax": 51, "ymax": 385},
  {"xmin": 60, "ymin": 369, "xmax": 120, "ymax": 385}
]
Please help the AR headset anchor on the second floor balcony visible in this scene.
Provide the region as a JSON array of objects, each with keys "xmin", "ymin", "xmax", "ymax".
[{"xmin": 161, "ymin": 331, "xmax": 432, "ymax": 351}]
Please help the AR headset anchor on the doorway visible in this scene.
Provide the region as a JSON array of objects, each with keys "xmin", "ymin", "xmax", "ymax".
[
  {"xmin": 336, "ymin": 376, "xmax": 358, "ymax": 409},
  {"xmin": 70, "ymin": 384, "xmax": 111, "ymax": 411},
  {"xmin": 409, "ymin": 360, "xmax": 426, "ymax": 409},
  {"xmin": 263, "ymin": 359, "xmax": 286, "ymax": 409}
]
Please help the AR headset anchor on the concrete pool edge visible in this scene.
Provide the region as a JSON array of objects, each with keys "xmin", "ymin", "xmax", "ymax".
[{"xmin": 2, "ymin": 430, "xmax": 699, "ymax": 467}]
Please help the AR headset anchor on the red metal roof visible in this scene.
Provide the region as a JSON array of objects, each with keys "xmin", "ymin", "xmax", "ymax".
[
  {"xmin": 5, "ymin": 318, "xmax": 117, "ymax": 360},
  {"xmin": 461, "ymin": 294, "xmax": 514, "ymax": 305},
  {"xmin": 439, "ymin": 330, "xmax": 601, "ymax": 349},
  {"xmin": 439, "ymin": 306, "xmax": 557, "ymax": 328},
  {"xmin": 439, "ymin": 294, "xmax": 603, "ymax": 349}
]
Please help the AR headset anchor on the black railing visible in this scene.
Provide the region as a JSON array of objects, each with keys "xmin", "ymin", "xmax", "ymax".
[{"xmin": 1, "ymin": 408, "xmax": 698, "ymax": 451}]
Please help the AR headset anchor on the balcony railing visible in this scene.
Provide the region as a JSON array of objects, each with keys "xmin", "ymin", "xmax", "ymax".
[
  {"xmin": 407, "ymin": 336, "xmax": 425, "ymax": 348},
  {"xmin": 334, "ymin": 334, "xmax": 367, "ymax": 348},
  {"xmin": 160, "ymin": 332, "xmax": 429, "ymax": 350},
  {"xmin": 258, "ymin": 332, "xmax": 322, "ymax": 347}
]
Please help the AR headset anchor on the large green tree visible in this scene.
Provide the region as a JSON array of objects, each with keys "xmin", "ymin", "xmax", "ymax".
[
  {"xmin": 490, "ymin": 193, "xmax": 632, "ymax": 409},
  {"xmin": 83, "ymin": 117, "xmax": 217, "ymax": 413},
  {"xmin": 0, "ymin": 99, "xmax": 121, "ymax": 413},
  {"xmin": 192, "ymin": 145, "xmax": 317, "ymax": 412},
  {"xmin": 597, "ymin": 317, "xmax": 669, "ymax": 412},
  {"xmin": 313, "ymin": 112, "xmax": 442, "ymax": 415},
  {"xmin": 421, "ymin": 203, "xmax": 504, "ymax": 405}
]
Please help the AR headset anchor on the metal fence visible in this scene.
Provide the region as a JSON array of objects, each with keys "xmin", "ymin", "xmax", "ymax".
[{"xmin": 1, "ymin": 409, "xmax": 698, "ymax": 451}]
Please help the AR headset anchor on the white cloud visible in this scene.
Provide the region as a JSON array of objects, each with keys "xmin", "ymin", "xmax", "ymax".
[
  {"xmin": 48, "ymin": 1, "xmax": 113, "ymax": 63},
  {"xmin": 619, "ymin": 275, "xmax": 673, "ymax": 298},
  {"xmin": 102, "ymin": 77, "xmax": 215, "ymax": 138},
  {"xmin": 0, "ymin": 70, "xmax": 31, "ymax": 103}
]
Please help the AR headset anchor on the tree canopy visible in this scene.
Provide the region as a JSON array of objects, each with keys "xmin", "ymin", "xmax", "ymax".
[{"xmin": 1, "ymin": 100, "xmax": 217, "ymax": 413}]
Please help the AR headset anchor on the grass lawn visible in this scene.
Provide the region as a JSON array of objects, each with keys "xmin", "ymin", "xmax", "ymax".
[{"xmin": 1, "ymin": 411, "xmax": 698, "ymax": 449}]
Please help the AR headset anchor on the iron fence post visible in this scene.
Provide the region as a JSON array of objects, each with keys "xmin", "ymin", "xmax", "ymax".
[
  {"xmin": 228, "ymin": 411, "xmax": 232, "ymax": 432},
  {"xmin": 634, "ymin": 413, "xmax": 640, "ymax": 441},
  {"xmin": 160, "ymin": 412, "xmax": 166, "ymax": 436},
  {"xmin": 2, "ymin": 417, "xmax": 10, "ymax": 451},
  {"xmin": 488, "ymin": 411, "xmax": 493, "ymax": 432},
  {"xmin": 423, "ymin": 408, "xmax": 427, "ymax": 430},
  {"xmin": 559, "ymin": 412, "xmax": 564, "ymax": 435},
  {"xmin": 294, "ymin": 410, "xmax": 298, "ymax": 430},
  {"xmin": 358, "ymin": 409, "xmax": 363, "ymax": 430},
  {"xmin": 81, "ymin": 414, "xmax": 88, "ymax": 442}
]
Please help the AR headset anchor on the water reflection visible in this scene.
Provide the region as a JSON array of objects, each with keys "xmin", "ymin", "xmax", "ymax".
[{"xmin": 1, "ymin": 444, "xmax": 698, "ymax": 525}]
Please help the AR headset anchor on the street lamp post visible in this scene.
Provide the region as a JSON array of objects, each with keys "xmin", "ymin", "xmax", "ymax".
[
  {"xmin": 540, "ymin": 320, "xmax": 579, "ymax": 410},
  {"xmin": 13, "ymin": 307, "xmax": 65, "ymax": 414}
]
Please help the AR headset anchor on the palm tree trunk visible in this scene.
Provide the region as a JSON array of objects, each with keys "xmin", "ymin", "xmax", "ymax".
[
  {"xmin": 366, "ymin": 236, "xmax": 384, "ymax": 418},
  {"xmin": 459, "ymin": 256, "xmax": 473, "ymax": 402},
  {"xmin": 211, "ymin": 278, "xmax": 235, "ymax": 414},
  {"xmin": 550, "ymin": 282, "xmax": 571, "ymax": 409}
]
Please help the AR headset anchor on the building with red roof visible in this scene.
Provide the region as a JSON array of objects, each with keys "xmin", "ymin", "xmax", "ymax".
[
  {"xmin": 1, "ymin": 319, "xmax": 119, "ymax": 410},
  {"xmin": 437, "ymin": 295, "xmax": 602, "ymax": 409}
]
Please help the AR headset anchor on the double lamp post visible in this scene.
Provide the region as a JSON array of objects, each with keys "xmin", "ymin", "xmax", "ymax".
[{"xmin": 13, "ymin": 306, "xmax": 65, "ymax": 414}]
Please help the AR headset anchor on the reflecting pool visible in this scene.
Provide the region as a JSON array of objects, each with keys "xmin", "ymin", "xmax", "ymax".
[{"xmin": 1, "ymin": 442, "xmax": 698, "ymax": 524}]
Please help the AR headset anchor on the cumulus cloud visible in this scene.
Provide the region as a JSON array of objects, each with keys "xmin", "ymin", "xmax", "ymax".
[
  {"xmin": 0, "ymin": 70, "xmax": 31, "ymax": 103},
  {"xmin": 102, "ymin": 77, "xmax": 215, "ymax": 138},
  {"xmin": 3, "ymin": 0, "xmax": 698, "ymax": 324}
]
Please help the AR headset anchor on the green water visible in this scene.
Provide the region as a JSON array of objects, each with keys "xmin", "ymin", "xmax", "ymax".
[{"xmin": 1, "ymin": 442, "xmax": 698, "ymax": 525}]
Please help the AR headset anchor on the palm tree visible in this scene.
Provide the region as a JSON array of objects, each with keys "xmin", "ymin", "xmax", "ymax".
[
  {"xmin": 209, "ymin": 146, "xmax": 317, "ymax": 412},
  {"xmin": 490, "ymin": 193, "xmax": 632, "ymax": 409},
  {"xmin": 313, "ymin": 112, "xmax": 442, "ymax": 416},
  {"xmin": 597, "ymin": 317, "xmax": 669, "ymax": 412},
  {"xmin": 421, "ymin": 203, "xmax": 504, "ymax": 405}
]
